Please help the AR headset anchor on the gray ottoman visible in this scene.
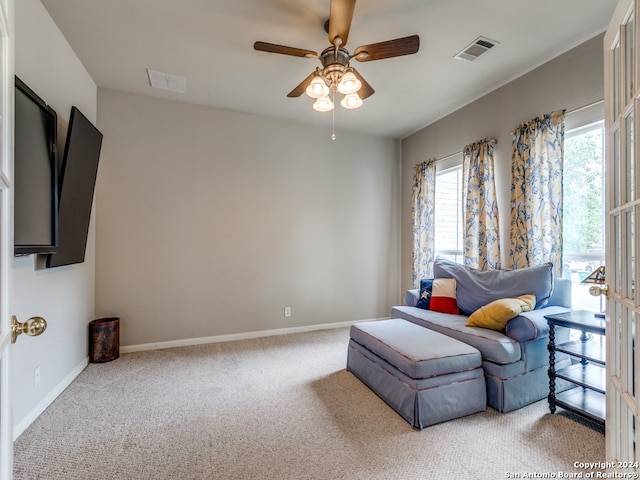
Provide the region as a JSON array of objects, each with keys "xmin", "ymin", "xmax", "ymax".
[{"xmin": 347, "ymin": 318, "xmax": 486, "ymax": 429}]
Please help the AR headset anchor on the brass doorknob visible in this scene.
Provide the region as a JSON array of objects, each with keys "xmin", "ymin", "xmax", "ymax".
[
  {"xmin": 11, "ymin": 316, "xmax": 47, "ymax": 344},
  {"xmin": 588, "ymin": 284, "xmax": 609, "ymax": 298}
]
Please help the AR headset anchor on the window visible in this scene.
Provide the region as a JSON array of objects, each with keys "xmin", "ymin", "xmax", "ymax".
[
  {"xmin": 562, "ymin": 120, "xmax": 605, "ymax": 311},
  {"xmin": 434, "ymin": 164, "xmax": 463, "ymax": 263}
]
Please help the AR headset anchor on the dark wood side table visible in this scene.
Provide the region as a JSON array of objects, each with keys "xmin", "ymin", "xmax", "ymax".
[{"xmin": 545, "ymin": 310, "xmax": 605, "ymax": 426}]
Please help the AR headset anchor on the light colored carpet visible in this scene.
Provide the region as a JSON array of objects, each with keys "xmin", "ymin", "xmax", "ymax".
[{"xmin": 14, "ymin": 327, "xmax": 604, "ymax": 479}]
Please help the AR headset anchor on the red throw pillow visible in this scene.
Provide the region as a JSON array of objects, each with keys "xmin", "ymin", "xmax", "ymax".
[{"xmin": 429, "ymin": 278, "xmax": 459, "ymax": 314}]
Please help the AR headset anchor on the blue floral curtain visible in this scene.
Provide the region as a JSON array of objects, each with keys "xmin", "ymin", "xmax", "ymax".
[
  {"xmin": 509, "ymin": 110, "xmax": 565, "ymax": 275},
  {"xmin": 462, "ymin": 138, "xmax": 500, "ymax": 271},
  {"xmin": 412, "ymin": 158, "xmax": 436, "ymax": 285}
]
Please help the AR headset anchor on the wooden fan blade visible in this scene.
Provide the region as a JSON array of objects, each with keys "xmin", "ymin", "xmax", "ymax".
[
  {"xmin": 328, "ymin": 0, "xmax": 356, "ymax": 46},
  {"xmin": 287, "ymin": 71, "xmax": 317, "ymax": 97},
  {"xmin": 351, "ymin": 68, "xmax": 374, "ymax": 99},
  {"xmin": 354, "ymin": 35, "xmax": 420, "ymax": 62},
  {"xmin": 254, "ymin": 41, "xmax": 318, "ymax": 59}
]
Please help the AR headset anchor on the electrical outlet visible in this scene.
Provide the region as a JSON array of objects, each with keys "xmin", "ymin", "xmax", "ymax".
[
  {"xmin": 34, "ymin": 366, "xmax": 41, "ymax": 387},
  {"xmin": 284, "ymin": 307, "xmax": 291, "ymax": 318}
]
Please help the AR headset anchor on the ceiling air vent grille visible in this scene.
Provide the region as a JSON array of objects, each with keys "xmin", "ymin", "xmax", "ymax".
[
  {"xmin": 147, "ymin": 69, "xmax": 187, "ymax": 93},
  {"xmin": 454, "ymin": 36, "xmax": 499, "ymax": 62}
]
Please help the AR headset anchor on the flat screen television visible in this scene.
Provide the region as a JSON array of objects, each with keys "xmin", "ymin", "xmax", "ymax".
[
  {"xmin": 46, "ymin": 106, "xmax": 102, "ymax": 268},
  {"xmin": 14, "ymin": 76, "xmax": 59, "ymax": 255}
]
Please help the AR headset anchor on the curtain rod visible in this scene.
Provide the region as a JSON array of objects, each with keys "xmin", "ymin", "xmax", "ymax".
[
  {"xmin": 434, "ymin": 150, "xmax": 463, "ymax": 163},
  {"xmin": 566, "ymin": 99, "xmax": 604, "ymax": 115},
  {"xmin": 431, "ymin": 101, "xmax": 604, "ymax": 163}
]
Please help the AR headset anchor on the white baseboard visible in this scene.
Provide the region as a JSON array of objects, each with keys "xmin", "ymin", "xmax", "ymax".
[
  {"xmin": 13, "ymin": 356, "xmax": 89, "ymax": 441},
  {"xmin": 121, "ymin": 317, "xmax": 388, "ymax": 354}
]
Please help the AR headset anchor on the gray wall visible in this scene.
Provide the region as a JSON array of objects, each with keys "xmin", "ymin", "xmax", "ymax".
[
  {"xmin": 13, "ymin": 0, "xmax": 97, "ymax": 436},
  {"xmin": 95, "ymin": 89, "xmax": 401, "ymax": 347},
  {"xmin": 401, "ymin": 33, "xmax": 606, "ymax": 292}
]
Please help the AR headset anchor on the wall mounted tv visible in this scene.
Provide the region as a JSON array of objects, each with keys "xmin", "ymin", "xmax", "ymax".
[
  {"xmin": 14, "ymin": 76, "xmax": 59, "ymax": 255},
  {"xmin": 46, "ymin": 106, "xmax": 102, "ymax": 268}
]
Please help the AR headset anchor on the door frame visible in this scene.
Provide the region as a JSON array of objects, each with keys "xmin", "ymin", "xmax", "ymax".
[
  {"xmin": 0, "ymin": 0, "xmax": 14, "ymax": 477},
  {"xmin": 604, "ymin": 0, "xmax": 639, "ymax": 464}
]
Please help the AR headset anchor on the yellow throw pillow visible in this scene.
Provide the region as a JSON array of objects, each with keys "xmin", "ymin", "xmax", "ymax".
[{"xmin": 466, "ymin": 294, "xmax": 536, "ymax": 332}]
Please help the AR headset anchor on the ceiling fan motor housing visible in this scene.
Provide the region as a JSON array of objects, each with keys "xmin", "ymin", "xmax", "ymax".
[{"xmin": 320, "ymin": 47, "xmax": 350, "ymax": 89}]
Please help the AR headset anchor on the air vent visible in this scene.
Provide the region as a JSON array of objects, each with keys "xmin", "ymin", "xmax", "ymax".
[
  {"xmin": 454, "ymin": 36, "xmax": 499, "ymax": 62},
  {"xmin": 147, "ymin": 69, "xmax": 187, "ymax": 93}
]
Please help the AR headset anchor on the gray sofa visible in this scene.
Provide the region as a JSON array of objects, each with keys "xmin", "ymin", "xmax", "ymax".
[{"xmin": 390, "ymin": 258, "xmax": 572, "ymax": 413}]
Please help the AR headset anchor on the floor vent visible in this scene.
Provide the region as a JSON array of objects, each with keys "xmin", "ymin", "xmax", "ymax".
[{"xmin": 454, "ymin": 36, "xmax": 499, "ymax": 62}]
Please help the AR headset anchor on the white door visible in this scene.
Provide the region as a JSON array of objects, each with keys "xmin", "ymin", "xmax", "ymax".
[
  {"xmin": 605, "ymin": 0, "xmax": 640, "ymax": 464},
  {"xmin": 0, "ymin": 0, "xmax": 13, "ymax": 478}
]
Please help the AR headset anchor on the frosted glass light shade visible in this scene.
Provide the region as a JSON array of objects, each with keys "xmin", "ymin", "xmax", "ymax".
[
  {"xmin": 306, "ymin": 76, "xmax": 330, "ymax": 99},
  {"xmin": 313, "ymin": 96, "xmax": 334, "ymax": 112},
  {"xmin": 337, "ymin": 71, "xmax": 361, "ymax": 95},
  {"xmin": 340, "ymin": 93, "xmax": 363, "ymax": 109}
]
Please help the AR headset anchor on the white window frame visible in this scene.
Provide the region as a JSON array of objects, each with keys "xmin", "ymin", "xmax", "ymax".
[
  {"xmin": 434, "ymin": 154, "xmax": 463, "ymax": 263},
  {"xmin": 562, "ymin": 118, "xmax": 605, "ymax": 312}
]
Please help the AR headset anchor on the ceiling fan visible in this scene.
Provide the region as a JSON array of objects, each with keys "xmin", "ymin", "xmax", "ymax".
[{"xmin": 254, "ymin": 0, "xmax": 420, "ymax": 112}]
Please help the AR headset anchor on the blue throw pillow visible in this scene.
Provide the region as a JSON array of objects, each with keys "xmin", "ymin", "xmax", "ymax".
[
  {"xmin": 432, "ymin": 258, "xmax": 554, "ymax": 316},
  {"xmin": 416, "ymin": 279, "xmax": 434, "ymax": 309}
]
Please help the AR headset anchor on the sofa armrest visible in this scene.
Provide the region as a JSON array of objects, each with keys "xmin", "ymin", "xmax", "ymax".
[
  {"xmin": 405, "ymin": 289, "xmax": 420, "ymax": 307},
  {"xmin": 505, "ymin": 306, "xmax": 571, "ymax": 342}
]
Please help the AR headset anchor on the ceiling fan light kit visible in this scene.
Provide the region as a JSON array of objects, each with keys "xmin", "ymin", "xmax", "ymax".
[
  {"xmin": 306, "ymin": 75, "xmax": 330, "ymax": 99},
  {"xmin": 337, "ymin": 70, "xmax": 361, "ymax": 95},
  {"xmin": 313, "ymin": 96, "xmax": 335, "ymax": 112},
  {"xmin": 306, "ymin": 65, "xmax": 362, "ymax": 112},
  {"xmin": 254, "ymin": 0, "xmax": 420, "ymax": 116},
  {"xmin": 341, "ymin": 93, "xmax": 363, "ymax": 109}
]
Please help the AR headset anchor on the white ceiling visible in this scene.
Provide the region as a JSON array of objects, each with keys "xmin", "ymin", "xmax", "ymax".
[{"xmin": 39, "ymin": 0, "xmax": 618, "ymax": 139}]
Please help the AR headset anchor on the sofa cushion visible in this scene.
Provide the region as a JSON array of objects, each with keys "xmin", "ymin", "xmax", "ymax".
[
  {"xmin": 390, "ymin": 306, "xmax": 522, "ymax": 364},
  {"xmin": 466, "ymin": 294, "xmax": 536, "ymax": 332},
  {"xmin": 432, "ymin": 258, "xmax": 554, "ymax": 315},
  {"xmin": 349, "ymin": 319, "xmax": 481, "ymax": 379}
]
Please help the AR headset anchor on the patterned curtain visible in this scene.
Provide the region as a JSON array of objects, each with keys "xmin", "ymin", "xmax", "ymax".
[
  {"xmin": 412, "ymin": 158, "xmax": 436, "ymax": 285},
  {"xmin": 509, "ymin": 110, "xmax": 565, "ymax": 275},
  {"xmin": 462, "ymin": 138, "xmax": 500, "ymax": 271}
]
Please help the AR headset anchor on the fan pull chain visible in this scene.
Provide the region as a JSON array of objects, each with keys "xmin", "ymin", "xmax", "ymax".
[{"xmin": 331, "ymin": 91, "xmax": 336, "ymax": 140}]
